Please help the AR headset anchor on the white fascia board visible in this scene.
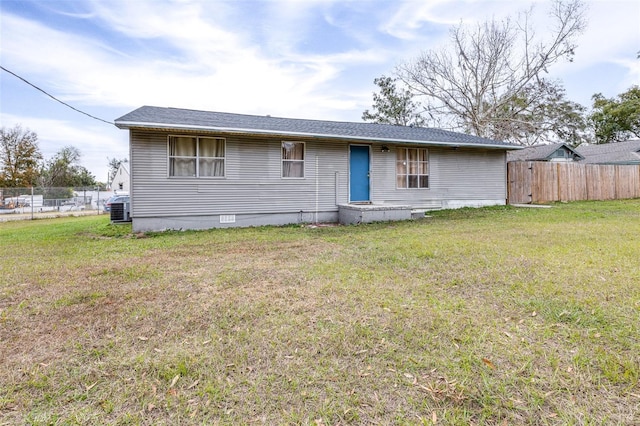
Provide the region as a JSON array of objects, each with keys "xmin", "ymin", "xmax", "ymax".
[{"xmin": 114, "ymin": 120, "xmax": 521, "ymax": 150}]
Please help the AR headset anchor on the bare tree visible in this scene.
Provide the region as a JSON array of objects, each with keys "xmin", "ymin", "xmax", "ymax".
[
  {"xmin": 488, "ymin": 79, "xmax": 591, "ymax": 146},
  {"xmin": 396, "ymin": 0, "xmax": 587, "ymax": 144},
  {"xmin": 107, "ymin": 157, "xmax": 128, "ymax": 184}
]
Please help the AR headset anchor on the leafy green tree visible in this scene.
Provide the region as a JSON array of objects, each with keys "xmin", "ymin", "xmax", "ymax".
[
  {"xmin": 590, "ymin": 86, "xmax": 640, "ymax": 143},
  {"xmin": 38, "ymin": 146, "xmax": 97, "ymax": 189},
  {"xmin": 396, "ymin": 0, "xmax": 587, "ymax": 144},
  {"xmin": 0, "ymin": 125, "xmax": 42, "ymax": 187},
  {"xmin": 362, "ymin": 76, "xmax": 426, "ymax": 127}
]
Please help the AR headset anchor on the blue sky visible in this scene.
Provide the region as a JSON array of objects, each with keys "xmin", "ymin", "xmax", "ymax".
[{"xmin": 1, "ymin": 0, "xmax": 639, "ymax": 182}]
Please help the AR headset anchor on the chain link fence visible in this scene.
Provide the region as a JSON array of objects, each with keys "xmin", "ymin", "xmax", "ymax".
[{"xmin": 0, "ymin": 187, "xmax": 127, "ymax": 221}]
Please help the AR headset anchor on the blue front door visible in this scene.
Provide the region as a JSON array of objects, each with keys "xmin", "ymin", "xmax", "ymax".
[{"xmin": 349, "ymin": 145, "xmax": 370, "ymax": 202}]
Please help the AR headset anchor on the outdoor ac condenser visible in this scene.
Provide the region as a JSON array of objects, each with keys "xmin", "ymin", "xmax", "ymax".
[{"xmin": 110, "ymin": 202, "xmax": 131, "ymax": 223}]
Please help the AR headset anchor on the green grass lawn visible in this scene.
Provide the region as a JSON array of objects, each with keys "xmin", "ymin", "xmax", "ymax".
[{"xmin": 1, "ymin": 200, "xmax": 639, "ymax": 425}]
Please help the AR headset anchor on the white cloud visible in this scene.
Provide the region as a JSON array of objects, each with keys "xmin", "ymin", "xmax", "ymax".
[
  {"xmin": 1, "ymin": 2, "xmax": 381, "ymax": 119},
  {"xmin": 572, "ymin": 1, "xmax": 638, "ymax": 68},
  {"xmin": 544, "ymin": 0, "xmax": 640, "ymax": 101},
  {"xmin": 381, "ymin": 0, "xmax": 456, "ymax": 40},
  {"xmin": 380, "ymin": 0, "xmax": 538, "ymax": 42},
  {"xmin": 0, "ymin": 113, "xmax": 126, "ymax": 182}
]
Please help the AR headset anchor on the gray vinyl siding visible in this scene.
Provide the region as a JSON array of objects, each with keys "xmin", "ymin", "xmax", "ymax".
[
  {"xmin": 130, "ymin": 131, "xmax": 506, "ymax": 220},
  {"xmin": 130, "ymin": 130, "xmax": 349, "ymax": 218},
  {"xmin": 370, "ymin": 145, "xmax": 506, "ymax": 205},
  {"xmin": 433, "ymin": 148, "xmax": 506, "ymax": 200}
]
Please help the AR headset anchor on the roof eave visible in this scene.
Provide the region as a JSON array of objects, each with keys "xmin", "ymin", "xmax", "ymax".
[{"xmin": 114, "ymin": 120, "xmax": 520, "ymax": 150}]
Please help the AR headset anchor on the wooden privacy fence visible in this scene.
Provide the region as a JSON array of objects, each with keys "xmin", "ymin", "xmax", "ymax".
[{"xmin": 508, "ymin": 162, "xmax": 640, "ymax": 204}]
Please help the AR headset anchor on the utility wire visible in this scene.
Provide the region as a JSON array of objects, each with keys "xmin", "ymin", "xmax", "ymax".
[{"xmin": 1, "ymin": 65, "xmax": 114, "ymax": 126}]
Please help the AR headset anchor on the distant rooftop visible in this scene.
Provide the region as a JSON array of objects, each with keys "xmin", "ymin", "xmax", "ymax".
[
  {"xmin": 507, "ymin": 143, "xmax": 584, "ymax": 162},
  {"xmin": 115, "ymin": 106, "xmax": 520, "ymax": 150},
  {"xmin": 576, "ymin": 140, "xmax": 640, "ymax": 164}
]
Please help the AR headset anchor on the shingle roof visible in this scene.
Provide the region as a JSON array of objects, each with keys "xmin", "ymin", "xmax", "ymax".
[
  {"xmin": 115, "ymin": 106, "xmax": 520, "ymax": 150},
  {"xmin": 575, "ymin": 140, "xmax": 640, "ymax": 164},
  {"xmin": 507, "ymin": 143, "xmax": 584, "ymax": 161}
]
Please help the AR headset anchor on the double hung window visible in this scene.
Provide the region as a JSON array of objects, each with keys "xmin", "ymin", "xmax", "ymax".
[
  {"xmin": 282, "ymin": 141, "xmax": 304, "ymax": 178},
  {"xmin": 396, "ymin": 147, "xmax": 429, "ymax": 188},
  {"xmin": 169, "ymin": 136, "xmax": 225, "ymax": 177}
]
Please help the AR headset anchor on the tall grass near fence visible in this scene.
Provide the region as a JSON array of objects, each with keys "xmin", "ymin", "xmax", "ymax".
[{"xmin": 1, "ymin": 200, "xmax": 639, "ymax": 424}]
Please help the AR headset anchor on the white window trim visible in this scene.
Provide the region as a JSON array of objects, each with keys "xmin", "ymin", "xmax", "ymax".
[
  {"xmin": 396, "ymin": 147, "xmax": 429, "ymax": 189},
  {"xmin": 281, "ymin": 140, "xmax": 305, "ymax": 179},
  {"xmin": 167, "ymin": 135, "xmax": 226, "ymax": 179}
]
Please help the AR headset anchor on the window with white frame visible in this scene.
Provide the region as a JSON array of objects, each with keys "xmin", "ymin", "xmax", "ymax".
[
  {"xmin": 396, "ymin": 147, "xmax": 429, "ymax": 188},
  {"xmin": 282, "ymin": 141, "xmax": 304, "ymax": 178},
  {"xmin": 168, "ymin": 136, "xmax": 225, "ymax": 177}
]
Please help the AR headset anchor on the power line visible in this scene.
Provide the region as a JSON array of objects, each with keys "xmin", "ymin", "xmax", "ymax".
[{"xmin": 1, "ymin": 65, "xmax": 114, "ymax": 126}]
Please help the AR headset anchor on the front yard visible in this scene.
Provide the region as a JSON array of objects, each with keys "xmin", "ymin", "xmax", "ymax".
[{"xmin": 1, "ymin": 200, "xmax": 639, "ymax": 424}]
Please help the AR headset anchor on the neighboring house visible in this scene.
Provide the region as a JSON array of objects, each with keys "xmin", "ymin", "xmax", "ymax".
[
  {"xmin": 507, "ymin": 139, "xmax": 640, "ymax": 204},
  {"xmin": 115, "ymin": 106, "xmax": 520, "ymax": 232},
  {"xmin": 110, "ymin": 162, "xmax": 130, "ymax": 193},
  {"xmin": 507, "ymin": 143, "xmax": 584, "ymax": 162},
  {"xmin": 575, "ymin": 139, "xmax": 640, "ymax": 165}
]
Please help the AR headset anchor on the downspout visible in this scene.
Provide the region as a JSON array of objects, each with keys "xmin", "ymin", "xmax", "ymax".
[
  {"xmin": 315, "ymin": 155, "xmax": 319, "ymax": 224},
  {"xmin": 335, "ymin": 171, "xmax": 339, "ymax": 205}
]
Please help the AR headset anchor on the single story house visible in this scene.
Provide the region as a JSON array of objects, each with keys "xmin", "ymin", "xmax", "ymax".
[
  {"xmin": 115, "ymin": 106, "xmax": 520, "ymax": 232},
  {"xmin": 575, "ymin": 139, "xmax": 640, "ymax": 165},
  {"xmin": 507, "ymin": 143, "xmax": 584, "ymax": 162}
]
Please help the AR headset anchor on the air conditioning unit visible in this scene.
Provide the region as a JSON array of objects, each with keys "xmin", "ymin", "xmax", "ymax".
[{"xmin": 110, "ymin": 202, "xmax": 131, "ymax": 223}]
